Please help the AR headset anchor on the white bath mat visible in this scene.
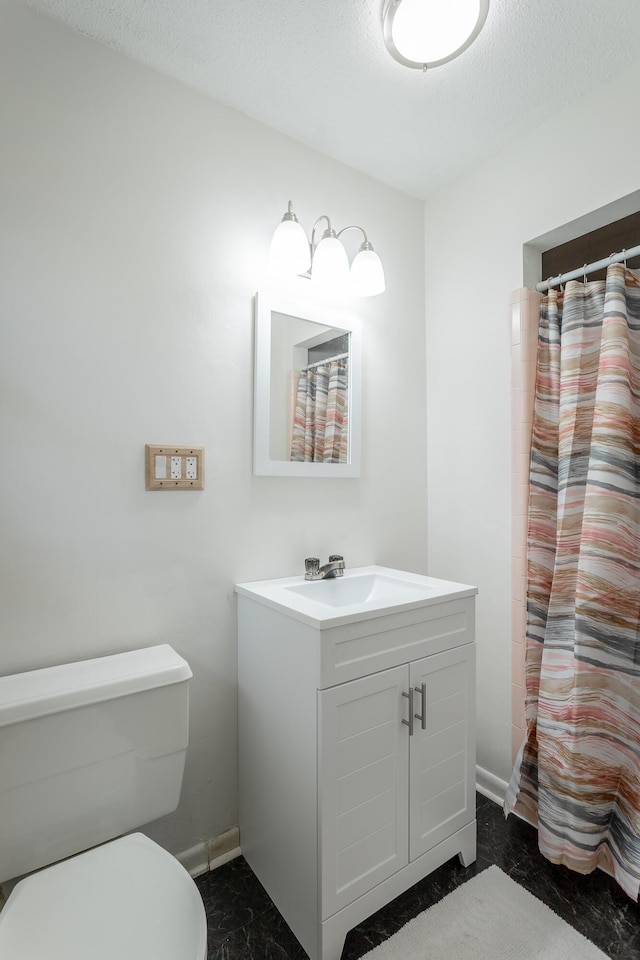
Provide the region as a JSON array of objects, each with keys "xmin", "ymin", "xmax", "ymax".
[{"xmin": 362, "ymin": 866, "xmax": 608, "ymax": 960}]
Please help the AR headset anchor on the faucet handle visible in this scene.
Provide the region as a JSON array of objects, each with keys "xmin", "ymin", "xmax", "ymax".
[
  {"xmin": 305, "ymin": 558, "xmax": 320, "ymax": 579},
  {"xmin": 329, "ymin": 555, "xmax": 344, "ymax": 563}
]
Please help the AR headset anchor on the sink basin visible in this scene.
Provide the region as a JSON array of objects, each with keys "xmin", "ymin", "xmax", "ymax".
[
  {"xmin": 285, "ymin": 572, "xmax": 433, "ymax": 608},
  {"xmin": 235, "ymin": 565, "xmax": 477, "ymax": 627}
]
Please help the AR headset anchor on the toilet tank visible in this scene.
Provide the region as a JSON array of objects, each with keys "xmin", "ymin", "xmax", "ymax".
[{"xmin": 0, "ymin": 645, "xmax": 192, "ymax": 883}]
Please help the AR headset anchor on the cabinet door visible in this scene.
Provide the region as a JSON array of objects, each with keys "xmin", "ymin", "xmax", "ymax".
[
  {"xmin": 409, "ymin": 644, "xmax": 475, "ymax": 861},
  {"xmin": 319, "ymin": 665, "xmax": 409, "ymax": 919}
]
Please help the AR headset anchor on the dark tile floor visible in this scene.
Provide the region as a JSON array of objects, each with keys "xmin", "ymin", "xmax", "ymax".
[{"xmin": 195, "ymin": 794, "xmax": 640, "ymax": 960}]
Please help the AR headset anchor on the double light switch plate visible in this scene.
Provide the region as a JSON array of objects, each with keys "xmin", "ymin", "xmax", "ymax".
[{"xmin": 145, "ymin": 444, "xmax": 204, "ymax": 490}]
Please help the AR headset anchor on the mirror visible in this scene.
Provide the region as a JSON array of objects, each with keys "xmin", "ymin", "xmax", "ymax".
[{"xmin": 253, "ymin": 290, "xmax": 361, "ymax": 477}]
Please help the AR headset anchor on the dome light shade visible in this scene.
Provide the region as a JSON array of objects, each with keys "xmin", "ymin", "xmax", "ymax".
[
  {"xmin": 311, "ymin": 235, "xmax": 350, "ymax": 289},
  {"xmin": 350, "ymin": 245, "xmax": 386, "ymax": 297},
  {"xmin": 383, "ymin": 0, "xmax": 489, "ymax": 70},
  {"xmin": 269, "ymin": 216, "xmax": 311, "ymax": 276}
]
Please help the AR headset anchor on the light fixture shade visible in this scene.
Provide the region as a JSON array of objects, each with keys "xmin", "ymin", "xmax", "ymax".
[
  {"xmin": 269, "ymin": 218, "xmax": 311, "ymax": 276},
  {"xmin": 350, "ymin": 248, "xmax": 386, "ymax": 297},
  {"xmin": 311, "ymin": 236, "xmax": 350, "ymax": 289},
  {"xmin": 383, "ymin": 0, "xmax": 489, "ymax": 69}
]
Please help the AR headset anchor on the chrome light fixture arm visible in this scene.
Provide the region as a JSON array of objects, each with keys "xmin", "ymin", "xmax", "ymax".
[
  {"xmin": 311, "ymin": 220, "xmax": 373, "ymax": 257},
  {"xmin": 280, "ymin": 199, "xmax": 300, "ymax": 225},
  {"xmin": 310, "ymin": 214, "xmax": 337, "ymax": 254},
  {"xmin": 337, "ymin": 224, "xmax": 374, "ymax": 256}
]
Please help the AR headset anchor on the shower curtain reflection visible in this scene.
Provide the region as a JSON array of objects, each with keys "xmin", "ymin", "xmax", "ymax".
[
  {"xmin": 505, "ymin": 263, "xmax": 640, "ymax": 900},
  {"xmin": 289, "ymin": 359, "xmax": 348, "ymax": 463}
]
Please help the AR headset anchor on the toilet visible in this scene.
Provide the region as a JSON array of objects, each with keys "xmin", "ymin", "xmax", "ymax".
[{"xmin": 0, "ymin": 644, "xmax": 207, "ymax": 959}]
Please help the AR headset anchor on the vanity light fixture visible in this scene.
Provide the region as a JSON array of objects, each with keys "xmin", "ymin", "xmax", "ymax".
[
  {"xmin": 382, "ymin": 0, "xmax": 489, "ymax": 71},
  {"xmin": 269, "ymin": 202, "xmax": 385, "ymax": 297}
]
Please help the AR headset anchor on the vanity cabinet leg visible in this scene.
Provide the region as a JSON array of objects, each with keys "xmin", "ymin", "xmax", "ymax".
[
  {"xmin": 457, "ymin": 821, "xmax": 477, "ymax": 867},
  {"xmin": 318, "ymin": 920, "xmax": 347, "ymax": 960}
]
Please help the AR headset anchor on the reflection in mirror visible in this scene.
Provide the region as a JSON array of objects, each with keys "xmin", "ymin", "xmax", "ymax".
[
  {"xmin": 254, "ymin": 291, "xmax": 361, "ymax": 478},
  {"xmin": 270, "ymin": 313, "xmax": 349, "ymax": 463}
]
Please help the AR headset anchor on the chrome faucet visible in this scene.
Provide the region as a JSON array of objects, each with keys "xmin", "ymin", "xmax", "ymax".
[{"xmin": 304, "ymin": 555, "xmax": 345, "ymax": 581}]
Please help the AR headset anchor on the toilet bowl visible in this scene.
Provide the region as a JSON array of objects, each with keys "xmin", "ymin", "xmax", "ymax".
[
  {"xmin": 0, "ymin": 645, "xmax": 207, "ymax": 959},
  {"xmin": 0, "ymin": 833, "xmax": 207, "ymax": 960}
]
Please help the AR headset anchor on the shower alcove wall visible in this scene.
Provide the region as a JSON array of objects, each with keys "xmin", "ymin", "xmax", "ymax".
[{"xmin": 510, "ymin": 288, "xmax": 539, "ymax": 763}]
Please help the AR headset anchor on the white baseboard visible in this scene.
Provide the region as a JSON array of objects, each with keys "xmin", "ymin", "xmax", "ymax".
[
  {"xmin": 177, "ymin": 827, "xmax": 241, "ymax": 878},
  {"xmin": 476, "ymin": 766, "xmax": 508, "ymax": 806}
]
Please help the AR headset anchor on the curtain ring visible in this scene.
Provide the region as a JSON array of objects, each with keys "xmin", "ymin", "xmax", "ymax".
[
  {"xmin": 583, "ymin": 264, "xmax": 588, "ymax": 284},
  {"xmin": 622, "ymin": 248, "xmax": 627, "ymax": 268}
]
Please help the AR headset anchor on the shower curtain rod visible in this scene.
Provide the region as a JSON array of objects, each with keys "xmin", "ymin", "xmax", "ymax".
[
  {"xmin": 536, "ymin": 242, "xmax": 640, "ymax": 293},
  {"xmin": 303, "ymin": 352, "xmax": 349, "ymax": 370}
]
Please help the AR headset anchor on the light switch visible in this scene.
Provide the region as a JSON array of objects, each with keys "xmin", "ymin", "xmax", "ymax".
[{"xmin": 154, "ymin": 456, "xmax": 167, "ymax": 480}]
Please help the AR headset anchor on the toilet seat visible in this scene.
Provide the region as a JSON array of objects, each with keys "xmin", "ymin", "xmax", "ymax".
[{"xmin": 0, "ymin": 833, "xmax": 207, "ymax": 960}]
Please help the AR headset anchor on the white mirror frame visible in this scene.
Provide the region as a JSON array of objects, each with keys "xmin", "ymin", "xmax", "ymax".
[{"xmin": 253, "ymin": 290, "xmax": 362, "ymax": 477}]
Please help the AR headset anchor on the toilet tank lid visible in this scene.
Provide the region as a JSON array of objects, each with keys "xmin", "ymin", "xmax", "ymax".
[{"xmin": 0, "ymin": 645, "xmax": 192, "ymax": 728}]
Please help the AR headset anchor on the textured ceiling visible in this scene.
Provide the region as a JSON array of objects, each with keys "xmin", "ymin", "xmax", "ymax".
[{"xmin": 23, "ymin": 0, "xmax": 640, "ymax": 199}]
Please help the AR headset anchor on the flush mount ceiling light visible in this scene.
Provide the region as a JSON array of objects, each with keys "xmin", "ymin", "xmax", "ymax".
[
  {"xmin": 382, "ymin": 0, "xmax": 489, "ymax": 71},
  {"xmin": 269, "ymin": 202, "xmax": 385, "ymax": 297}
]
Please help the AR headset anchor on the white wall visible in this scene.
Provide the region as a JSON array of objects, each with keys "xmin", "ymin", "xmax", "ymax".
[
  {"xmin": 424, "ymin": 59, "xmax": 640, "ymax": 788},
  {"xmin": 0, "ymin": 0, "xmax": 427, "ymax": 859}
]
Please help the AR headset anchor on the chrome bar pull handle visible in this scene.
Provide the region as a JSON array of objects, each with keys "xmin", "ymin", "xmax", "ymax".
[
  {"xmin": 402, "ymin": 688, "xmax": 414, "ymax": 736},
  {"xmin": 414, "ymin": 682, "xmax": 427, "ymax": 730}
]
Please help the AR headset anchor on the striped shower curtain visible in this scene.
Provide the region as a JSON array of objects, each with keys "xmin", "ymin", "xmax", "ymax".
[
  {"xmin": 505, "ymin": 263, "xmax": 640, "ymax": 899},
  {"xmin": 289, "ymin": 359, "xmax": 348, "ymax": 463}
]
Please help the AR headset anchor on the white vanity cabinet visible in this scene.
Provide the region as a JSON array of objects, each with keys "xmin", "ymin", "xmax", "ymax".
[{"xmin": 236, "ymin": 567, "xmax": 477, "ymax": 960}]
